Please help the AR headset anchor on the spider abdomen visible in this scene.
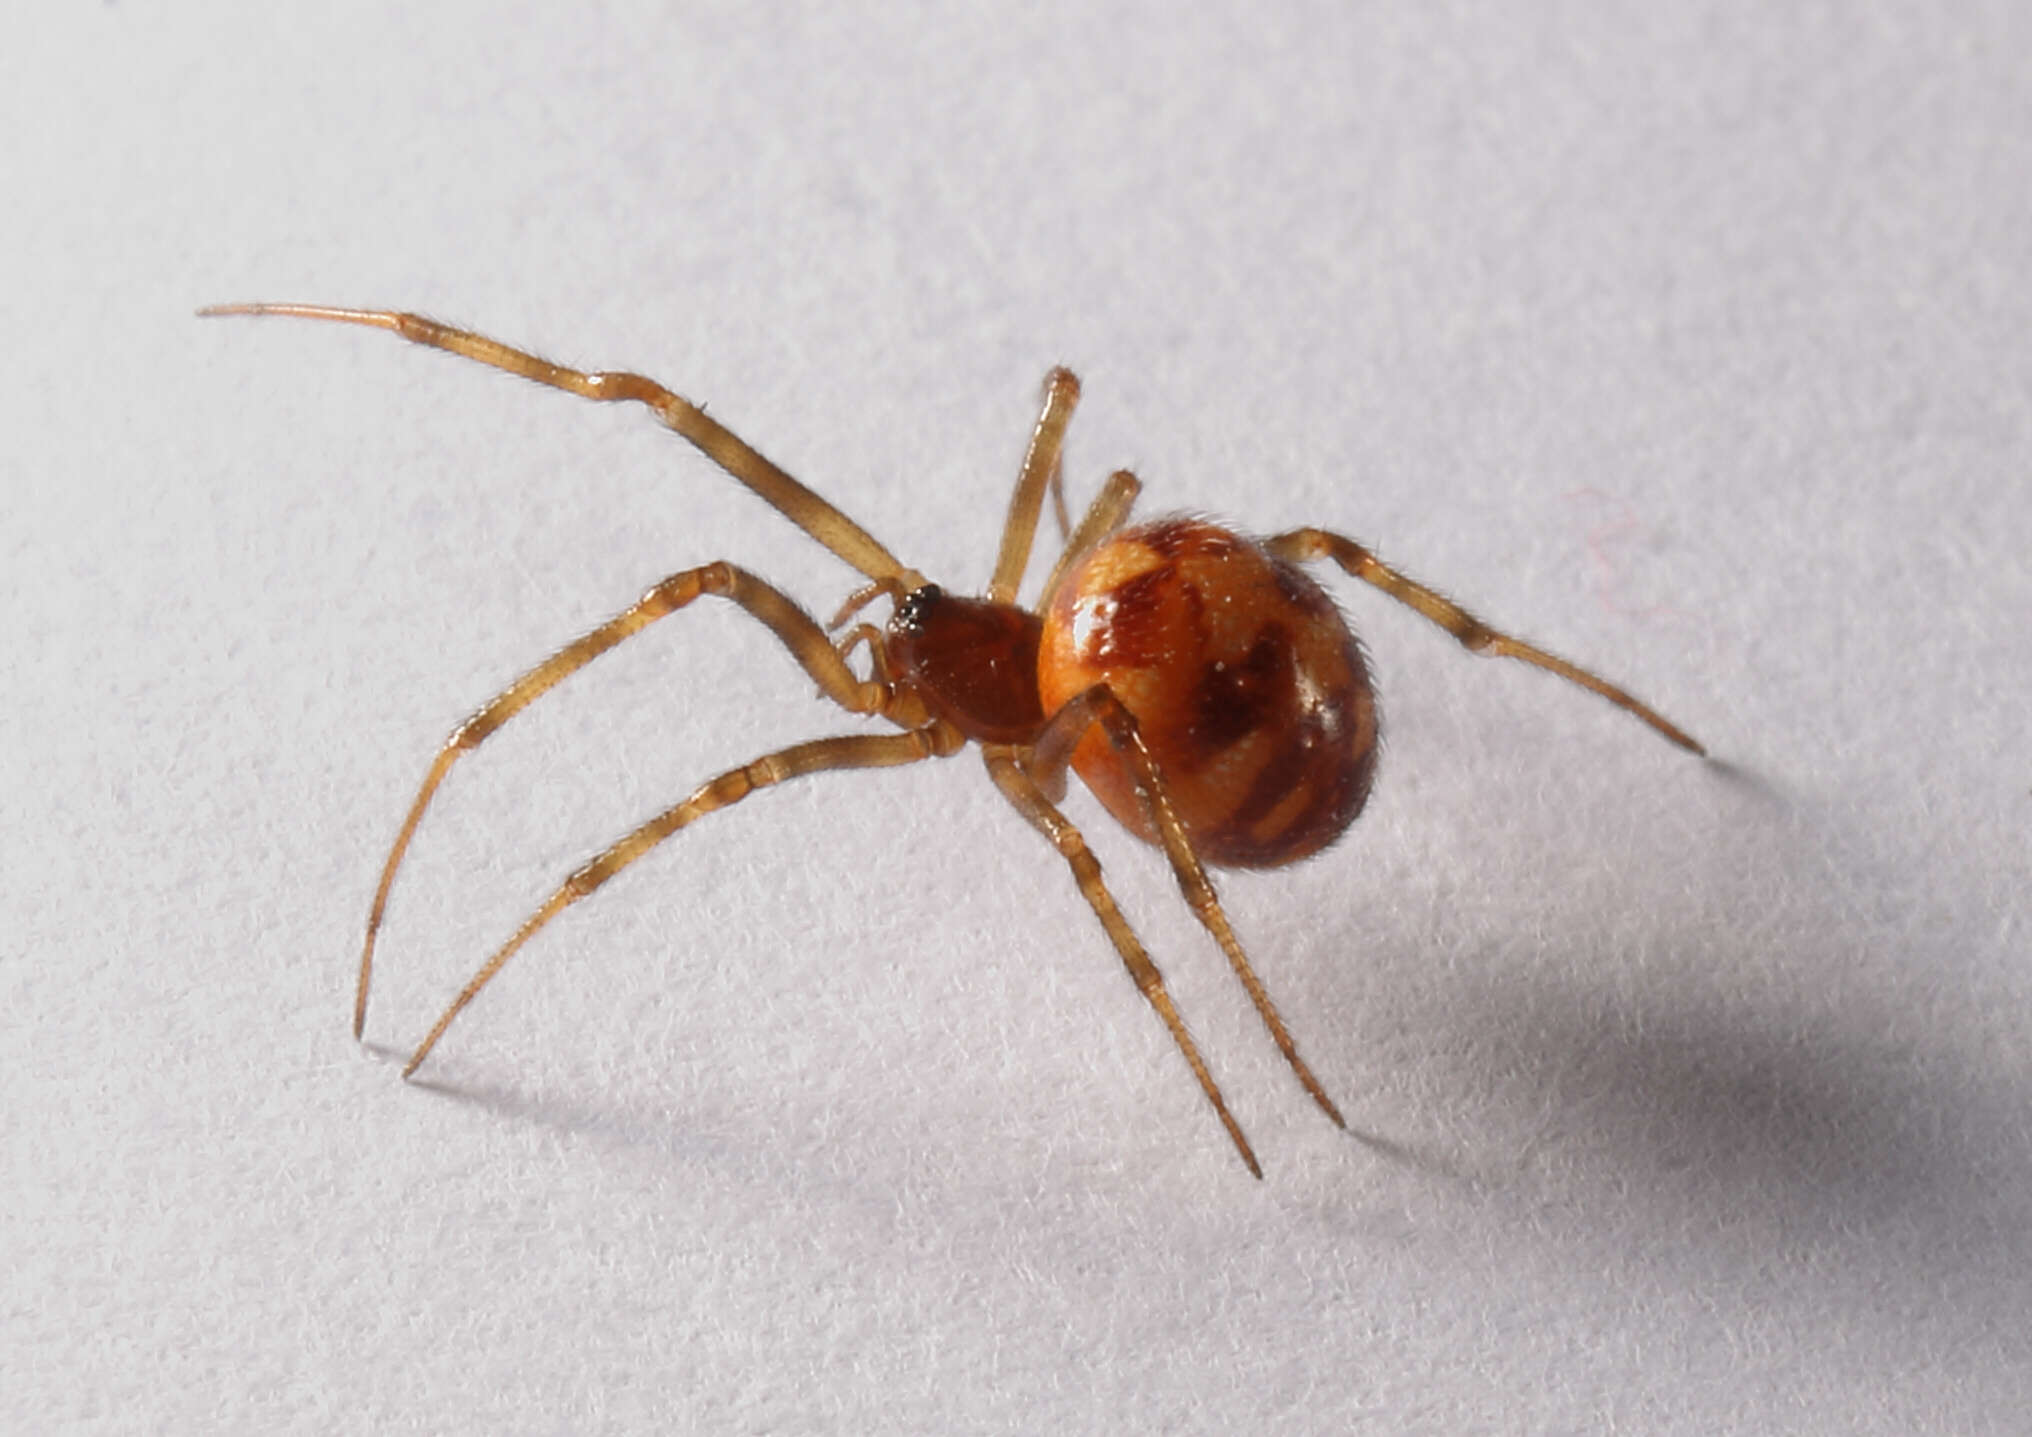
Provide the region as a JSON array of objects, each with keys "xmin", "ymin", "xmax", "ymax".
[{"xmin": 1038, "ymin": 517, "xmax": 1379, "ymax": 868}]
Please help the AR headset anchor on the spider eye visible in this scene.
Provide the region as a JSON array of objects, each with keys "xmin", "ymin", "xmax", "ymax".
[{"xmin": 889, "ymin": 583, "xmax": 945, "ymax": 635}]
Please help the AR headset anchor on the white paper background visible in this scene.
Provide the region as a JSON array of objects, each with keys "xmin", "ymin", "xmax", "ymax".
[{"xmin": 8, "ymin": 3, "xmax": 2030, "ymax": 1432}]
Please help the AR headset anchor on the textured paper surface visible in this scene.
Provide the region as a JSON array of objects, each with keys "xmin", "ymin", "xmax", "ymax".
[{"xmin": 8, "ymin": 4, "xmax": 2030, "ymax": 1431}]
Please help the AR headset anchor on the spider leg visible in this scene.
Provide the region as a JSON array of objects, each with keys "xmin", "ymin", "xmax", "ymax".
[
  {"xmin": 1027, "ymin": 685, "xmax": 1346, "ymax": 1130},
  {"xmin": 402, "ymin": 724, "xmax": 962, "ymax": 1078},
  {"xmin": 1037, "ymin": 468, "xmax": 1142, "ymax": 608},
  {"xmin": 356, "ymin": 561, "xmax": 909, "ymax": 1041},
  {"xmin": 982, "ymin": 748, "xmax": 1263, "ymax": 1178},
  {"xmin": 1047, "ymin": 454, "xmax": 1073, "ymax": 545},
  {"xmin": 199, "ymin": 303, "xmax": 921, "ymax": 589},
  {"xmin": 986, "ymin": 368, "xmax": 1081, "ymax": 604},
  {"xmin": 1266, "ymin": 527, "xmax": 1705, "ymax": 755}
]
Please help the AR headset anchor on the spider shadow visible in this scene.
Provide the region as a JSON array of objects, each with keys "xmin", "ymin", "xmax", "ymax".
[
  {"xmin": 380, "ymin": 1045, "xmax": 787, "ymax": 1181},
  {"xmin": 1334, "ymin": 1119, "xmax": 1490, "ymax": 1185},
  {"xmin": 1355, "ymin": 750, "xmax": 1905, "ymax": 1196},
  {"xmin": 1318, "ymin": 749, "xmax": 2031, "ymax": 1347},
  {"xmin": 1425, "ymin": 961, "xmax": 1945, "ymax": 1220}
]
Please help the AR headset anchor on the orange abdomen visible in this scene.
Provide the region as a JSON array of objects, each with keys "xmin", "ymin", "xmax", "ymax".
[{"xmin": 1038, "ymin": 517, "xmax": 1379, "ymax": 868}]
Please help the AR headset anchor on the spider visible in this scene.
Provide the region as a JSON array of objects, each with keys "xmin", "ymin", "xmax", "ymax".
[{"xmin": 203, "ymin": 302, "xmax": 1704, "ymax": 1177}]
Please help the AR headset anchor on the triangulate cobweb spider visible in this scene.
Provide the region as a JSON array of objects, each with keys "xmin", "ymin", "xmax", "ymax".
[{"xmin": 204, "ymin": 302, "xmax": 1704, "ymax": 1177}]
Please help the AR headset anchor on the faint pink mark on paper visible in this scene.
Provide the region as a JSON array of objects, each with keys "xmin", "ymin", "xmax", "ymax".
[{"xmin": 1562, "ymin": 488, "xmax": 1688, "ymax": 628}]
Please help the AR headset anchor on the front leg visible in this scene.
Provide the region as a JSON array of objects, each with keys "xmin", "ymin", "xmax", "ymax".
[
  {"xmin": 355, "ymin": 561, "xmax": 903, "ymax": 1040},
  {"xmin": 402, "ymin": 725, "xmax": 961, "ymax": 1079}
]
